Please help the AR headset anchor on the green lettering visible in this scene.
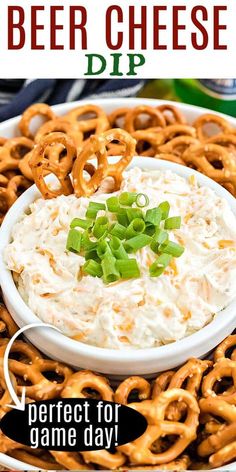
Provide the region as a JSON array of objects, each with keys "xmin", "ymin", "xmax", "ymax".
[
  {"xmin": 127, "ymin": 54, "xmax": 145, "ymax": 76},
  {"xmin": 84, "ymin": 54, "xmax": 106, "ymax": 76},
  {"xmin": 110, "ymin": 53, "xmax": 123, "ymax": 76}
]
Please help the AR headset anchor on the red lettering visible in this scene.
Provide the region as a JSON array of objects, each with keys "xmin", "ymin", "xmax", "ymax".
[
  {"xmin": 153, "ymin": 6, "xmax": 167, "ymax": 50},
  {"xmin": 50, "ymin": 6, "xmax": 64, "ymax": 50},
  {"xmin": 70, "ymin": 6, "xmax": 87, "ymax": 50},
  {"xmin": 106, "ymin": 6, "xmax": 123, "ymax": 50},
  {"xmin": 31, "ymin": 6, "xmax": 44, "ymax": 50},
  {"xmin": 8, "ymin": 6, "xmax": 25, "ymax": 49},
  {"xmin": 173, "ymin": 6, "xmax": 186, "ymax": 50},
  {"xmin": 129, "ymin": 6, "xmax": 147, "ymax": 49},
  {"xmin": 191, "ymin": 7, "xmax": 208, "ymax": 50},
  {"xmin": 214, "ymin": 6, "xmax": 227, "ymax": 50}
]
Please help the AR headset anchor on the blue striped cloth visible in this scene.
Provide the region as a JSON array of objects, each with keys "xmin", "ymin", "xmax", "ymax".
[{"xmin": 0, "ymin": 79, "xmax": 147, "ymax": 122}]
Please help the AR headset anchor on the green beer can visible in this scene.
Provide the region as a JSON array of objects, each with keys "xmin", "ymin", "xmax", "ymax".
[{"xmin": 174, "ymin": 79, "xmax": 236, "ymax": 117}]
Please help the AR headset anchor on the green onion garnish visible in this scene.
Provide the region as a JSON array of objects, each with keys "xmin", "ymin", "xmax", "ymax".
[
  {"xmin": 66, "ymin": 229, "xmax": 81, "ymax": 253},
  {"xmin": 81, "ymin": 231, "xmax": 97, "ymax": 251},
  {"xmin": 145, "ymin": 223, "xmax": 156, "ymax": 236},
  {"xmin": 119, "ymin": 192, "xmax": 137, "ymax": 206},
  {"xmin": 136, "ymin": 193, "xmax": 149, "ymax": 208},
  {"xmin": 109, "ymin": 237, "xmax": 128, "ymax": 260},
  {"xmin": 158, "ymin": 201, "xmax": 170, "ymax": 220},
  {"xmin": 97, "ymin": 240, "xmax": 112, "ymax": 259},
  {"xmin": 102, "ymin": 255, "xmax": 120, "ymax": 283},
  {"xmin": 159, "ymin": 241, "xmax": 185, "ymax": 257},
  {"xmin": 70, "ymin": 218, "xmax": 92, "ymax": 230},
  {"xmin": 126, "ymin": 218, "xmax": 146, "ymax": 239},
  {"xmin": 85, "ymin": 249, "xmax": 100, "ymax": 262},
  {"xmin": 110, "ymin": 222, "xmax": 127, "ymax": 240},
  {"xmin": 92, "ymin": 216, "xmax": 109, "ymax": 239},
  {"xmin": 145, "ymin": 208, "xmax": 162, "ymax": 226},
  {"xmin": 83, "ymin": 260, "xmax": 102, "ymax": 278},
  {"xmin": 149, "ymin": 254, "xmax": 172, "ymax": 277},
  {"xmin": 106, "ymin": 196, "xmax": 120, "ymax": 213},
  {"xmin": 124, "ymin": 234, "xmax": 152, "ymax": 253},
  {"xmin": 116, "ymin": 259, "xmax": 140, "ymax": 279},
  {"xmin": 164, "ymin": 216, "xmax": 181, "ymax": 230},
  {"xmin": 150, "ymin": 229, "xmax": 169, "ymax": 254},
  {"xmin": 86, "ymin": 201, "xmax": 106, "ymax": 219},
  {"xmin": 126, "ymin": 208, "xmax": 143, "ymax": 222},
  {"xmin": 117, "ymin": 208, "xmax": 129, "ymax": 227}
]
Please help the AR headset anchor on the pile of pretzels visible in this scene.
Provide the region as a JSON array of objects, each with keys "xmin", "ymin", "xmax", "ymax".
[
  {"xmin": 0, "ymin": 304, "xmax": 236, "ymax": 470},
  {"xmin": 1, "ymin": 102, "xmax": 236, "ymax": 223}
]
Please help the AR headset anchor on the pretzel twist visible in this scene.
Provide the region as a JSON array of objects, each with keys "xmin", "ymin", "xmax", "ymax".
[
  {"xmin": 18, "ymin": 103, "xmax": 56, "ymax": 139},
  {"xmin": 61, "ymin": 370, "xmax": 114, "ymax": 401},
  {"xmin": 72, "ymin": 128, "xmax": 136, "ymax": 196},
  {"xmin": 156, "ymin": 104, "xmax": 187, "ymax": 125},
  {"xmin": 194, "ymin": 113, "xmax": 232, "ymax": 141},
  {"xmin": 29, "ymin": 132, "xmax": 76, "ymax": 199},
  {"xmin": 125, "ymin": 106, "xmax": 166, "ymax": 133},
  {"xmin": 119, "ymin": 389, "xmax": 199, "ymax": 465},
  {"xmin": 114, "ymin": 376, "xmax": 151, "ymax": 405},
  {"xmin": 214, "ymin": 335, "xmax": 236, "ymax": 363},
  {"xmin": 202, "ymin": 359, "xmax": 236, "ymax": 404},
  {"xmin": 66, "ymin": 104, "xmax": 110, "ymax": 136}
]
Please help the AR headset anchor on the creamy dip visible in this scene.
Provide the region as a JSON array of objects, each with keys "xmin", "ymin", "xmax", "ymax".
[{"xmin": 4, "ymin": 168, "xmax": 236, "ymax": 349}]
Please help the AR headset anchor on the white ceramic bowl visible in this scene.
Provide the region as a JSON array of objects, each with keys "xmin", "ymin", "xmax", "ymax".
[{"xmin": 0, "ymin": 98, "xmax": 236, "ymax": 471}]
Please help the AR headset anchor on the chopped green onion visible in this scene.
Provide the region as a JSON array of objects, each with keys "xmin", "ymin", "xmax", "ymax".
[
  {"xmin": 126, "ymin": 208, "xmax": 143, "ymax": 222},
  {"xmin": 158, "ymin": 201, "xmax": 170, "ymax": 220},
  {"xmin": 117, "ymin": 208, "xmax": 129, "ymax": 227},
  {"xmin": 124, "ymin": 234, "xmax": 152, "ymax": 253},
  {"xmin": 145, "ymin": 207, "xmax": 162, "ymax": 226},
  {"xmin": 86, "ymin": 201, "xmax": 106, "ymax": 219},
  {"xmin": 126, "ymin": 218, "xmax": 145, "ymax": 239},
  {"xmin": 66, "ymin": 229, "xmax": 81, "ymax": 253},
  {"xmin": 83, "ymin": 260, "xmax": 102, "ymax": 278},
  {"xmin": 110, "ymin": 222, "xmax": 127, "ymax": 240},
  {"xmin": 106, "ymin": 196, "xmax": 120, "ymax": 213},
  {"xmin": 119, "ymin": 192, "xmax": 137, "ymax": 206},
  {"xmin": 116, "ymin": 259, "xmax": 140, "ymax": 279},
  {"xmin": 164, "ymin": 216, "xmax": 181, "ymax": 230},
  {"xmin": 150, "ymin": 229, "xmax": 169, "ymax": 254},
  {"xmin": 149, "ymin": 254, "xmax": 172, "ymax": 277},
  {"xmin": 102, "ymin": 255, "xmax": 120, "ymax": 283},
  {"xmin": 81, "ymin": 231, "xmax": 97, "ymax": 251},
  {"xmin": 136, "ymin": 193, "xmax": 149, "ymax": 208},
  {"xmin": 70, "ymin": 218, "xmax": 92, "ymax": 230},
  {"xmin": 92, "ymin": 216, "xmax": 109, "ymax": 239},
  {"xmin": 109, "ymin": 237, "xmax": 128, "ymax": 260},
  {"xmin": 145, "ymin": 223, "xmax": 156, "ymax": 236},
  {"xmin": 159, "ymin": 241, "xmax": 185, "ymax": 257},
  {"xmin": 97, "ymin": 240, "xmax": 112, "ymax": 259},
  {"xmin": 85, "ymin": 249, "xmax": 100, "ymax": 262}
]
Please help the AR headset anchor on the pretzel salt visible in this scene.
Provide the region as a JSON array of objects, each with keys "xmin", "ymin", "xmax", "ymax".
[
  {"xmin": 119, "ymin": 389, "xmax": 199, "ymax": 465},
  {"xmin": 18, "ymin": 103, "xmax": 56, "ymax": 139},
  {"xmin": 30, "ymin": 132, "xmax": 76, "ymax": 199}
]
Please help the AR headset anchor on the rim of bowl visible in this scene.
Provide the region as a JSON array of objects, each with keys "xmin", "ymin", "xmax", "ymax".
[{"xmin": 0, "ymin": 157, "xmax": 236, "ymax": 365}]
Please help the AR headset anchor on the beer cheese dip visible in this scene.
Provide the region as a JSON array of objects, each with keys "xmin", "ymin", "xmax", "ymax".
[{"xmin": 4, "ymin": 168, "xmax": 236, "ymax": 349}]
